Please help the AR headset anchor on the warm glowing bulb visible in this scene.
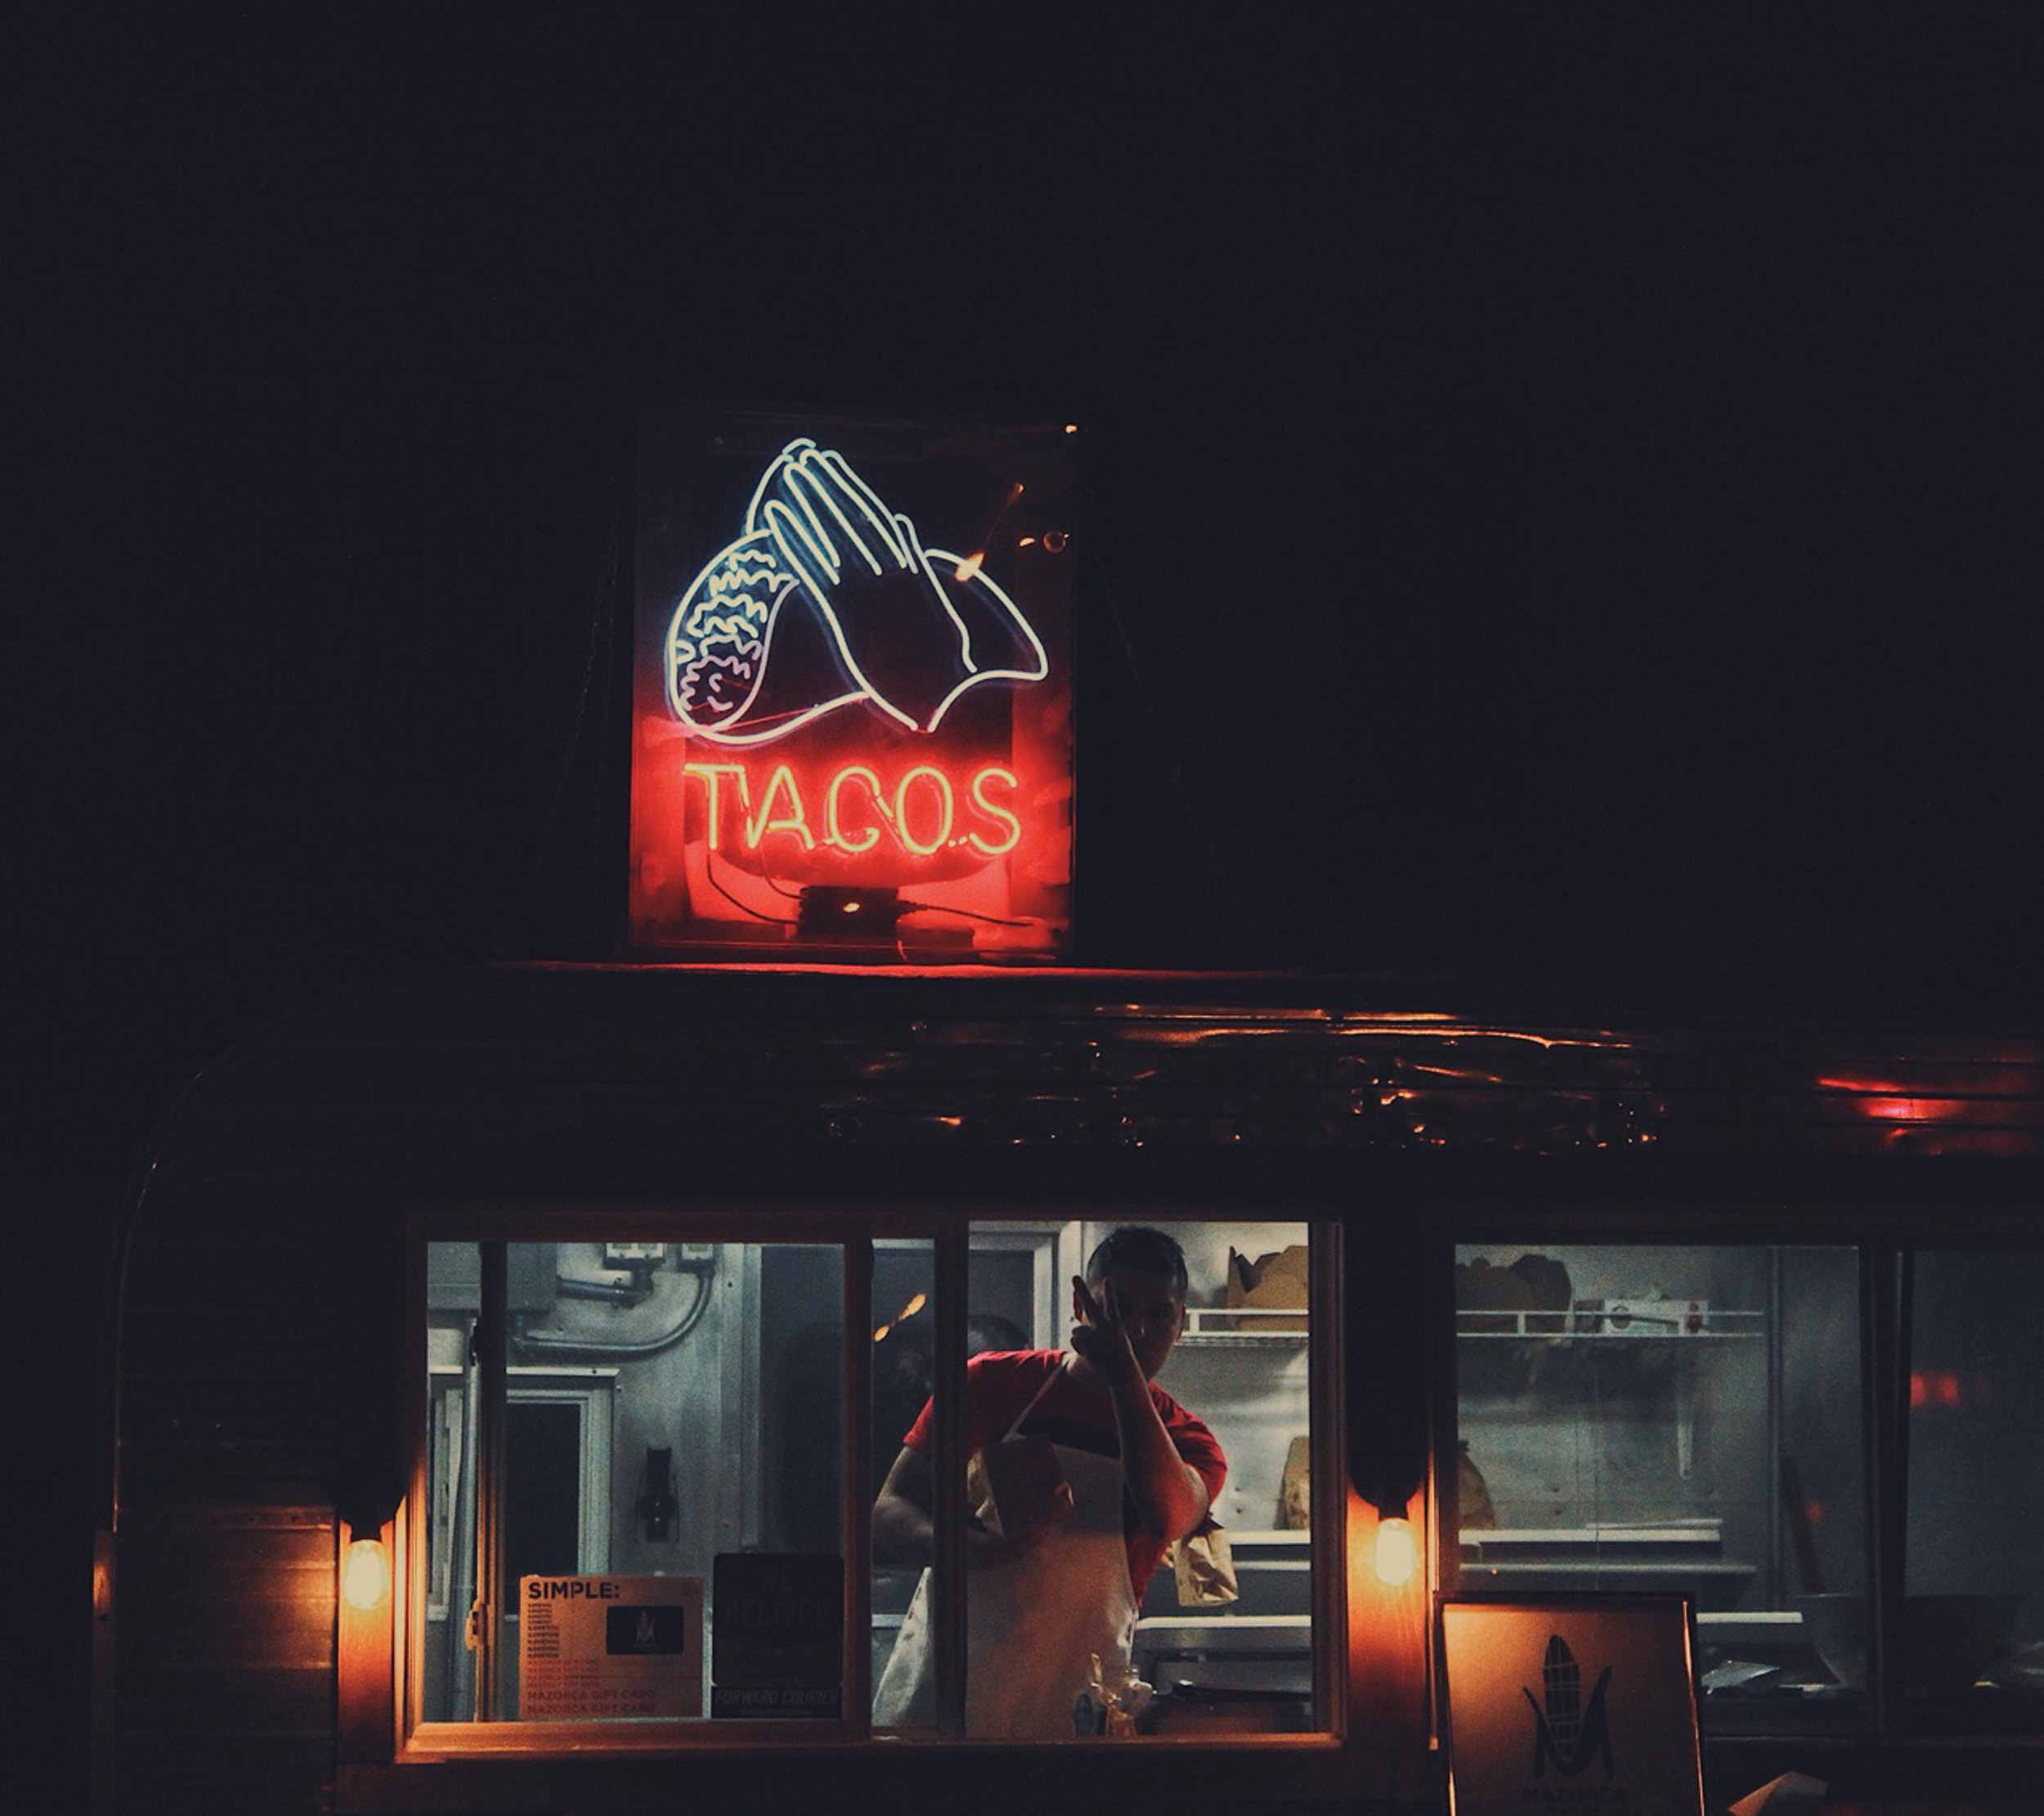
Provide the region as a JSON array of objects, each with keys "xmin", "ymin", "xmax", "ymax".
[
  {"xmin": 1374, "ymin": 1515, "xmax": 1418, "ymax": 1586},
  {"xmin": 342, "ymin": 1536, "xmax": 391, "ymax": 1611},
  {"xmin": 953, "ymin": 553, "xmax": 985, "ymax": 582},
  {"xmin": 899, "ymin": 1293, "xmax": 927, "ymax": 1321}
]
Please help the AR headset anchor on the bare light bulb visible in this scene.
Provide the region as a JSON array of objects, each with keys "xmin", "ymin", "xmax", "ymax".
[
  {"xmin": 342, "ymin": 1536, "xmax": 391, "ymax": 1612},
  {"xmin": 1374, "ymin": 1515, "xmax": 1419, "ymax": 1587}
]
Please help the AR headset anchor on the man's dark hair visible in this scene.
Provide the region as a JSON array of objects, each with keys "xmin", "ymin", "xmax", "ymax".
[{"xmin": 1084, "ymin": 1225, "xmax": 1189, "ymax": 1296}]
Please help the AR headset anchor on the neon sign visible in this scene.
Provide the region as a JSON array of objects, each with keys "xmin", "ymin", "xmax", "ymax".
[
  {"xmin": 684, "ymin": 761, "xmax": 1022, "ymax": 859},
  {"xmin": 666, "ymin": 439, "xmax": 1049, "ymax": 744},
  {"xmin": 628, "ymin": 412, "xmax": 1075, "ymax": 960}
]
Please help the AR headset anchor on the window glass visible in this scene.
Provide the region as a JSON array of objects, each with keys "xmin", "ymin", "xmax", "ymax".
[
  {"xmin": 1907, "ymin": 1250, "xmax": 2044, "ymax": 1730},
  {"xmin": 871, "ymin": 1239, "xmax": 937, "ymax": 1732},
  {"xmin": 423, "ymin": 1240, "xmax": 844, "ymax": 1724},
  {"xmin": 419, "ymin": 1219, "xmax": 1321, "ymax": 1745},
  {"xmin": 868, "ymin": 1227, "xmax": 1071, "ymax": 1733},
  {"xmin": 1132, "ymin": 1222, "xmax": 1314, "ymax": 1736},
  {"xmin": 1455, "ymin": 1243, "xmax": 1866, "ymax": 1731},
  {"xmin": 866, "ymin": 1219, "xmax": 1314, "ymax": 1738},
  {"xmin": 422, "ymin": 1243, "xmax": 481, "ymax": 1718}
]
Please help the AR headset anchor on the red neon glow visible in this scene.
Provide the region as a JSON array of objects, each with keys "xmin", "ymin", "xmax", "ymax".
[
  {"xmin": 627, "ymin": 418, "xmax": 1078, "ymax": 956},
  {"xmin": 1806, "ymin": 1053, "xmax": 2042, "ymax": 1156},
  {"xmin": 630, "ymin": 694, "xmax": 1071, "ymax": 949},
  {"xmin": 1817, "ymin": 1080, "xmax": 1946, "ymax": 1123},
  {"xmin": 1910, "ymin": 1369, "xmax": 1965, "ymax": 1410},
  {"xmin": 968, "ymin": 767, "xmax": 1023, "ymax": 854},
  {"xmin": 827, "ymin": 766, "xmax": 884, "ymax": 854},
  {"xmin": 1813, "ymin": 1070, "xmax": 2033, "ymax": 1119},
  {"xmin": 684, "ymin": 759, "xmax": 1021, "ymax": 863},
  {"xmin": 746, "ymin": 764, "xmax": 815, "ymax": 850}
]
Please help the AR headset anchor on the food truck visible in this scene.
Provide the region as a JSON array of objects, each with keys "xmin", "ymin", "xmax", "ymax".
[{"xmin": 92, "ymin": 409, "xmax": 2043, "ymax": 1814}]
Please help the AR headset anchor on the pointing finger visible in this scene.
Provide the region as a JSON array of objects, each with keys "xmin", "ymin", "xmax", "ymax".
[
  {"xmin": 1073, "ymin": 1275, "xmax": 1112, "ymax": 1325},
  {"xmin": 818, "ymin": 446, "xmax": 912, "ymax": 566},
  {"xmin": 763, "ymin": 497, "xmax": 838, "ymax": 591},
  {"xmin": 788, "ymin": 451, "xmax": 886, "ymax": 576}
]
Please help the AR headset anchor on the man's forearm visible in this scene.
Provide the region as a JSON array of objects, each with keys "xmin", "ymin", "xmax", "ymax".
[
  {"xmin": 873, "ymin": 1447, "xmax": 938, "ymax": 1565},
  {"xmin": 1107, "ymin": 1375, "xmax": 1208, "ymax": 1540},
  {"xmin": 872, "ymin": 1491, "xmax": 934, "ymax": 1565}
]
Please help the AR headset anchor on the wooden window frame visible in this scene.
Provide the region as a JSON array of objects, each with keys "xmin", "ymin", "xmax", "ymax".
[{"xmin": 338, "ymin": 1208, "xmax": 1379, "ymax": 1811}]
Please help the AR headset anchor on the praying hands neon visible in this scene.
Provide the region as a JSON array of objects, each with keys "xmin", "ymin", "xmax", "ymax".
[{"xmin": 666, "ymin": 440, "xmax": 1050, "ymax": 746}]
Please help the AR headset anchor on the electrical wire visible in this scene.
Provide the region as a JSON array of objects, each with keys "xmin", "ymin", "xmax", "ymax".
[
  {"xmin": 897, "ymin": 897, "xmax": 1029, "ymax": 928},
  {"xmin": 703, "ymin": 848, "xmax": 796, "ymax": 923},
  {"xmin": 513, "ymin": 1263, "xmax": 715, "ymax": 1361}
]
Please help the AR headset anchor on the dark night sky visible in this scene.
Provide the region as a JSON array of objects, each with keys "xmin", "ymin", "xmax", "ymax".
[
  {"xmin": 9, "ymin": 12, "xmax": 2044, "ymax": 1797},
  {"xmin": 17, "ymin": 12, "xmax": 2044, "ymax": 1044},
  {"xmin": 14, "ymin": 18, "xmax": 2044, "ymax": 1184},
  {"xmin": 15, "ymin": 0, "xmax": 2044, "ymax": 1244}
]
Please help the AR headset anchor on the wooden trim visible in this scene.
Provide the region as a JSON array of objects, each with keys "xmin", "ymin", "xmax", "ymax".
[
  {"xmin": 1310, "ymin": 1218, "xmax": 1347, "ymax": 1738},
  {"xmin": 338, "ymin": 1517, "xmax": 397, "ymax": 1764},
  {"xmin": 931, "ymin": 1219, "xmax": 970, "ymax": 1734},
  {"xmin": 841, "ymin": 1236, "xmax": 875, "ymax": 1729}
]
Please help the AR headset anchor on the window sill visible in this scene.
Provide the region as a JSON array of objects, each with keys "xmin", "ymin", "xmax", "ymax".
[{"xmin": 342, "ymin": 1734, "xmax": 1418, "ymax": 1816}]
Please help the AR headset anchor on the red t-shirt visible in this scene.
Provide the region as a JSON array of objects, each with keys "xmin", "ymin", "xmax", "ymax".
[{"xmin": 899, "ymin": 1350, "xmax": 1227, "ymax": 1591}]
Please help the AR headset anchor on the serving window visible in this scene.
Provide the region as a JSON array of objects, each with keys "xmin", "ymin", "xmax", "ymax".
[
  {"xmin": 419, "ymin": 1237, "xmax": 845, "ymax": 1726},
  {"xmin": 1904, "ymin": 1247, "xmax": 2044, "ymax": 1732},
  {"xmin": 1450, "ymin": 1238, "xmax": 2044, "ymax": 1741},
  {"xmin": 388, "ymin": 1213, "xmax": 1336, "ymax": 1760},
  {"xmin": 871, "ymin": 1222, "xmax": 1324, "ymax": 1739}
]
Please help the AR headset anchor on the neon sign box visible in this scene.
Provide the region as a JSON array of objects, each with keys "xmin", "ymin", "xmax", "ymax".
[{"xmin": 629, "ymin": 409, "xmax": 1076, "ymax": 960}]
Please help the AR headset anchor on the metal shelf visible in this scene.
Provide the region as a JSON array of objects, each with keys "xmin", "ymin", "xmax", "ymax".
[
  {"xmin": 1181, "ymin": 1307, "xmax": 1308, "ymax": 1346},
  {"xmin": 1456, "ymin": 1307, "xmax": 1764, "ymax": 1341}
]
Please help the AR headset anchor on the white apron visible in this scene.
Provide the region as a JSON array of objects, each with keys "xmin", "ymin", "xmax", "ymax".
[{"xmin": 873, "ymin": 1373, "xmax": 1140, "ymax": 1738}]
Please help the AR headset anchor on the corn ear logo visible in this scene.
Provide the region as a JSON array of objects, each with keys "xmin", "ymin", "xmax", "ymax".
[{"xmin": 1524, "ymin": 1634, "xmax": 1614, "ymax": 1780}]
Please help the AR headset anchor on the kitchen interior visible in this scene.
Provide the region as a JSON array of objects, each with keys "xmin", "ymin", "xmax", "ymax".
[
  {"xmin": 422, "ymin": 1228, "xmax": 2041, "ymax": 1738},
  {"xmin": 1455, "ymin": 1241, "xmax": 2044, "ymax": 1733},
  {"xmin": 422, "ymin": 1219, "xmax": 1315, "ymax": 1730},
  {"xmin": 867, "ymin": 1219, "xmax": 1317, "ymax": 1735}
]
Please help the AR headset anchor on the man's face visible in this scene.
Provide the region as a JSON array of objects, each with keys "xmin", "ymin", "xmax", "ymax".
[{"xmin": 1085, "ymin": 1264, "xmax": 1187, "ymax": 1381}]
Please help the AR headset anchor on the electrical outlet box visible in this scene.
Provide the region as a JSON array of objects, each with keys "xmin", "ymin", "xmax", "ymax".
[{"xmin": 603, "ymin": 1242, "xmax": 666, "ymax": 1269}]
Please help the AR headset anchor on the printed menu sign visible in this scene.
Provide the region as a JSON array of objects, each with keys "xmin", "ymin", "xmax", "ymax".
[
  {"xmin": 710, "ymin": 1552, "xmax": 844, "ymax": 1719},
  {"xmin": 519, "ymin": 1575, "xmax": 704, "ymax": 1720},
  {"xmin": 1441, "ymin": 1596, "xmax": 1705, "ymax": 1816}
]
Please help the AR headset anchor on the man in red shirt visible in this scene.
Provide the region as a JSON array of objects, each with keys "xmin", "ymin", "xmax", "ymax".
[{"xmin": 872, "ymin": 1226, "xmax": 1226, "ymax": 1738}]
